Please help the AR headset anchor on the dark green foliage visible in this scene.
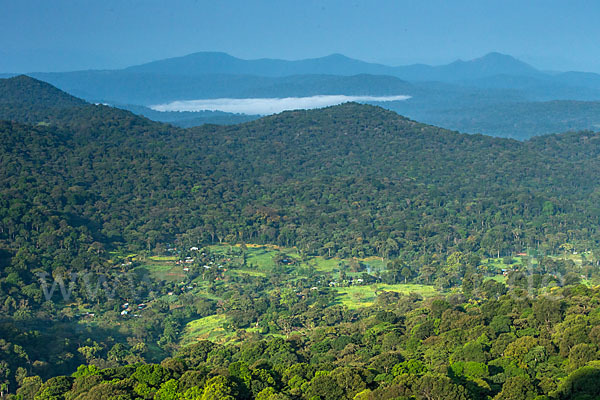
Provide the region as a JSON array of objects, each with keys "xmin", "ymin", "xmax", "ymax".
[
  {"xmin": 3, "ymin": 76, "xmax": 600, "ymax": 279},
  {"xmin": 16, "ymin": 286, "xmax": 600, "ymax": 399},
  {"xmin": 0, "ymin": 75, "xmax": 87, "ymax": 124},
  {"xmin": 33, "ymin": 376, "xmax": 73, "ymax": 400},
  {"xmin": 495, "ymin": 376, "xmax": 538, "ymax": 400},
  {"xmin": 556, "ymin": 366, "xmax": 600, "ymax": 400},
  {"xmin": 0, "ymin": 75, "xmax": 85, "ymax": 108}
]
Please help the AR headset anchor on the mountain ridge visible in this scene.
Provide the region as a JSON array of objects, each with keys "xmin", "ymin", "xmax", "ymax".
[
  {"xmin": 11, "ymin": 52, "xmax": 600, "ymax": 141},
  {"xmin": 123, "ymin": 51, "xmax": 543, "ymax": 81}
]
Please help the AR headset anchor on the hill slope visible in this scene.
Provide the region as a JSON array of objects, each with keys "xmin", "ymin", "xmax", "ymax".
[
  {"xmin": 0, "ymin": 74, "xmax": 86, "ymax": 107},
  {"xmin": 1, "ymin": 76, "xmax": 600, "ymax": 265},
  {"xmin": 4, "ymin": 77, "xmax": 600, "ymax": 400},
  {"xmin": 0, "ymin": 75, "xmax": 88, "ymax": 123}
]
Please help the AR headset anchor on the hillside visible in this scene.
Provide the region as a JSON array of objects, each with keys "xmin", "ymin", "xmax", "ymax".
[
  {"xmin": 1, "ymin": 76, "xmax": 600, "ymax": 266},
  {"xmin": 0, "ymin": 74, "xmax": 88, "ymax": 123},
  {"xmin": 0, "ymin": 74, "xmax": 86, "ymax": 107},
  {"xmin": 4, "ymin": 76, "xmax": 600, "ymax": 399}
]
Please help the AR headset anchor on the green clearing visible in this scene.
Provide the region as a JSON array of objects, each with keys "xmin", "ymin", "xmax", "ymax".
[
  {"xmin": 482, "ymin": 256, "xmax": 529, "ymax": 270},
  {"xmin": 187, "ymin": 281, "xmax": 222, "ymax": 302},
  {"xmin": 108, "ymin": 250, "xmax": 138, "ymax": 263},
  {"xmin": 135, "ymin": 261, "xmax": 186, "ymax": 282},
  {"xmin": 196, "ymin": 244, "xmax": 443, "ymax": 316},
  {"xmin": 303, "ymin": 257, "xmax": 340, "ymax": 272},
  {"xmin": 171, "ymin": 244, "xmax": 597, "ymax": 349},
  {"xmin": 360, "ymin": 257, "xmax": 388, "ymax": 272},
  {"xmin": 334, "ymin": 283, "xmax": 439, "ymax": 309},
  {"xmin": 301, "ymin": 255, "xmax": 386, "ymax": 274},
  {"xmin": 244, "ymin": 246, "xmax": 285, "ymax": 270},
  {"xmin": 482, "ymin": 252, "xmax": 593, "ymax": 273},
  {"xmin": 148, "ymin": 255, "xmax": 178, "ymax": 262},
  {"xmin": 547, "ymin": 251, "xmax": 593, "ymax": 266},
  {"xmin": 180, "ymin": 314, "xmax": 232, "ymax": 345},
  {"xmin": 230, "ymin": 268, "xmax": 266, "ymax": 277},
  {"xmin": 207, "ymin": 244, "xmax": 388, "ymax": 277}
]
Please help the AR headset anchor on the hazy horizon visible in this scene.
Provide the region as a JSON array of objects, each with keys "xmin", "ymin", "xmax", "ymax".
[{"xmin": 4, "ymin": 0, "xmax": 600, "ymax": 73}]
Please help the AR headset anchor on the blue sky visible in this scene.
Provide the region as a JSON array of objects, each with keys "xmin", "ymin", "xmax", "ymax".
[{"xmin": 2, "ymin": 0, "xmax": 600, "ymax": 73}]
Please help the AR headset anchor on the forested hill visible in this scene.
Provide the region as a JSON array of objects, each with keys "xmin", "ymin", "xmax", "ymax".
[
  {"xmin": 0, "ymin": 75, "xmax": 89, "ymax": 124},
  {"xmin": 6, "ymin": 75, "xmax": 600, "ymax": 397},
  {"xmin": 2, "ymin": 75, "xmax": 600, "ymax": 275},
  {"xmin": 0, "ymin": 75, "xmax": 85, "ymax": 108}
]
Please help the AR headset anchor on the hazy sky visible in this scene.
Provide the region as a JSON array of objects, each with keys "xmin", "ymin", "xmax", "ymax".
[{"xmin": 2, "ymin": 0, "xmax": 600, "ymax": 73}]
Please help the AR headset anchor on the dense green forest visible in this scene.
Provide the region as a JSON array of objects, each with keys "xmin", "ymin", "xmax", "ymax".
[
  {"xmin": 19, "ymin": 285, "xmax": 600, "ymax": 400},
  {"xmin": 4, "ymin": 76, "xmax": 600, "ymax": 261},
  {"xmin": 3, "ymin": 76, "xmax": 600, "ymax": 399}
]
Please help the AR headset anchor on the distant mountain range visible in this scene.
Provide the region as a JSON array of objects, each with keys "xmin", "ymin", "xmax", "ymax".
[
  {"xmin": 123, "ymin": 51, "xmax": 544, "ymax": 82},
  {"xmin": 9, "ymin": 51, "xmax": 598, "ymax": 104},
  {"xmin": 5, "ymin": 51, "xmax": 600, "ymax": 138}
]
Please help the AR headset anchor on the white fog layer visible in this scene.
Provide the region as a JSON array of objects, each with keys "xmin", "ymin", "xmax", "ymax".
[{"xmin": 150, "ymin": 95, "xmax": 411, "ymax": 115}]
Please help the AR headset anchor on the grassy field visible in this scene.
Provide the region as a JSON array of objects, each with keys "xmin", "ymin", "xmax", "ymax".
[
  {"xmin": 180, "ymin": 314, "xmax": 232, "ymax": 345},
  {"xmin": 482, "ymin": 252, "xmax": 592, "ymax": 275},
  {"xmin": 203, "ymin": 244, "xmax": 440, "ymax": 311},
  {"xmin": 230, "ymin": 268, "xmax": 267, "ymax": 277},
  {"xmin": 148, "ymin": 255, "xmax": 178, "ymax": 262},
  {"xmin": 108, "ymin": 250, "xmax": 138, "ymax": 263},
  {"xmin": 207, "ymin": 244, "xmax": 388, "ymax": 277},
  {"xmin": 548, "ymin": 251, "xmax": 593, "ymax": 266},
  {"xmin": 482, "ymin": 256, "xmax": 529, "ymax": 270},
  {"xmin": 177, "ymin": 245, "xmax": 597, "ymax": 346},
  {"xmin": 244, "ymin": 245, "xmax": 290, "ymax": 270},
  {"xmin": 334, "ymin": 283, "xmax": 439, "ymax": 309},
  {"xmin": 135, "ymin": 261, "xmax": 186, "ymax": 282}
]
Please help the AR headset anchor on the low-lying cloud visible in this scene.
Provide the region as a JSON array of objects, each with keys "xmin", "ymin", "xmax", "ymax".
[{"xmin": 150, "ymin": 95, "xmax": 411, "ymax": 115}]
